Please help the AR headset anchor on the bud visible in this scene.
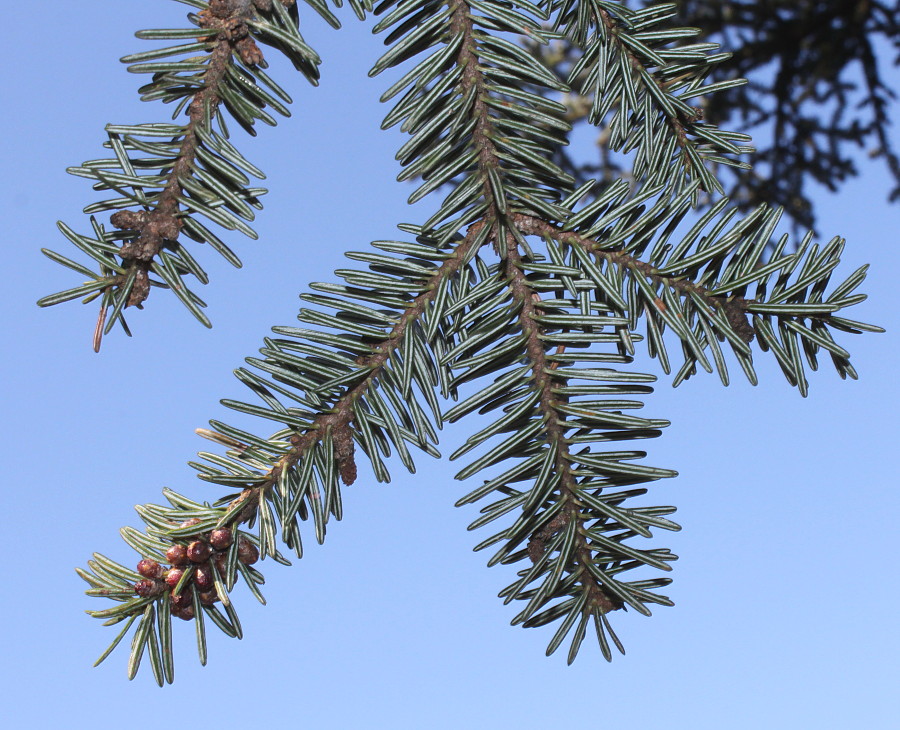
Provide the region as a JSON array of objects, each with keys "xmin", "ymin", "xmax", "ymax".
[
  {"xmin": 170, "ymin": 589, "xmax": 192, "ymax": 610},
  {"xmin": 214, "ymin": 553, "xmax": 229, "ymax": 577},
  {"xmin": 164, "ymin": 568, "xmax": 185, "ymax": 589},
  {"xmin": 187, "ymin": 540, "xmax": 211, "ymax": 563},
  {"xmin": 137, "ymin": 559, "xmax": 164, "ymax": 579},
  {"xmin": 176, "ymin": 517, "xmax": 203, "ymax": 539},
  {"xmin": 194, "ymin": 565, "xmax": 214, "ymax": 590},
  {"xmin": 134, "ymin": 579, "xmax": 164, "ymax": 597},
  {"xmin": 238, "ymin": 537, "xmax": 259, "ymax": 565},
  {"xmin": 198, "ymin": 591, "xmax": 219, "ymax": 606},
  {"xmin": 165, "ymin": 544, "xmax": 189, "ymax": 566},
  {"xmin": 171, "ymin": 604, "xmax": 195, "ymax": 621},
  {"xmin": 237, "ymin": 537, "xmax": 259, "ymax": 565},
  {"xmin": 209, "ymin": 527, "xmax": 233, "ymax": 550}
]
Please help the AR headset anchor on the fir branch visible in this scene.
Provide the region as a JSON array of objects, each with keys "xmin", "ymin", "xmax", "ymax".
[
  {"xmin": 444, "ymin": 240, "xmax": 679, "ymax": 661},
  {"xmin": 547, "ymin": 0, "xmax": 752, "ymax": 195},
  {"xmin": 39, "ymin": 0, "xmax": 317, "ymax": 350},
  {"xmin": 372, "ymin": 0, "xmax": 574, "ymax": 236},
  {"xmin": 109, "ymin": 4, "xmax": 262, "ymax": 312},
  {"xmin": 502, "ymin": 234, "xmax": 623, "ymax": 615},
  {"xmin": 69, "ymin": 0, "xmax": 882, "ymax": 679},
  {"xmin": 514, "ymin": 211, "xmax": 756, "ymax": 342},
  {"xmin": 449, "ymin": 0, "xmax": 505, "ymax": 239},
  {"xmin": 595, "ymin": 4, "xmax": 703, "ymax": 169},
  {"xmin": 510, "ymin": 208, "xmax": 881, "ymax": 390},
  {"xmin": 79, "ymin": 220, "xmax": 482, "ymax": 681},
  {"xmin": 217, "ymin": 222, "xmax": 483, "ymax": 528}
]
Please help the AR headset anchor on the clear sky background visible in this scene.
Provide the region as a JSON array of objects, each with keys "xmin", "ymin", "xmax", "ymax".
[{"xmin": 1, "ymin": 2, "xmax": 898, "ymax": 728}]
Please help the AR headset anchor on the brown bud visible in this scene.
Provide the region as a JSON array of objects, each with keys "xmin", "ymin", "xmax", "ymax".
[
  {"xmin": 187, "ymin": 540, "xmax": 211, "ymax": 563},
  {"xmin": 237, "ymin": 537, "xmax": 259, "ymax": 565},
  {"xmin": 137, "ymin": 559, "xmax": 164, "ymax": 580},
  {"xmin": 166, "ymin": 544, "xmax": 189, "ymax": 566},
  {"xmin": 134, "ymin": 579, "xmax": 164, "ymax": 598},
  {"xmin": 164, "ymin": 568, "xmax": 185, "ymax": 589},
  {"xmin": 179, "ymin": 518, "xmax": 203, "ymax": 532},
  {"xmin": 171, "ymin": 604, "xmax": 195, "ymax": 621},
  {"xmin": 194, "ymin": 565, "xmax": 214, "ymax": 590},
  {"xmin": 209, "ymin": 528, "xmax": 233, "ymax": 550},
  {"xmin": 170, "ymin": 589, "xmax": 192, "ymax": 610},
  {"xmin": 236, "ymin": 36, "xmax": 264, "ymax": 66},
  {"xmin": 155, "ymin": 217, "xmax": 180, "ymax": 241},
  {"xmin": 214, "ymin": 553, "xmax": 229, "ymax": 577},
  {"xmin": 335, "ymin": 424, "xmax": 357, "ymax": 486},
  {"xmin": 109, "ymin": 210, "xmax": 145, "ymax": 230},
  {"xmin": 198, "ymin": 591, "xmax": 219, "ymax": 606}
]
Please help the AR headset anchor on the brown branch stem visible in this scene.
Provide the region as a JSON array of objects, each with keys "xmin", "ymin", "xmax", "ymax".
[
  {"xmin": 449, "ymin": 0, "xmax": 505, "ymax": 245},
  {"xmin": 511, "ymin": 212, "xmax": 756, "ymax": 343},
  {"xmin": 222, "ymin": 222, "xmax": 486, "ymax": 526},
  {"xmin": 502, "ymin": 235, "xmax": 622, "ymax": 615},
  {"xmin": 596, "ymin": 8, "xmax": 704, "ymax": 179},
  {"xmin": 96, "ymin": 1, "xmax": 269, "ymax": 349}
]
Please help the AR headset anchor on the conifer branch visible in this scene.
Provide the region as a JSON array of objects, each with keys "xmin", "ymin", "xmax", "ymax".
[
  {"xmin": 220, "ymin": 222, "xmax": 484, "ymax": 526},
  {"xmin": 107, "ymin": 2, "xmax": 269, "ymax": 319},
  {"xmin": 449, "ymin": 0, "xmax": 505, "ymax": 238},
  {"xmin": 79, "ymin": 218, "xmax": 483, "ymax": 681},
  {"xmin": 513, "ymin": 212, "xmax": 756, "ymax": 343},
  {"xmin": 594, "ymin": 6, "xmax": 702, "ymax": 170},
  {"xmin": 39, "ymin": 0, "xmax": 319, "ymax": 349},
  {"xmin": 65, "ymin": 0, "xmax": 882, "ymax": 679},
  {"xmin": 502, "ymin": 235, "xmax": 622, "ymax": 615},
  {"xmin": 550, "ymin": 0, "xmax": 753, "ymax": 195}
]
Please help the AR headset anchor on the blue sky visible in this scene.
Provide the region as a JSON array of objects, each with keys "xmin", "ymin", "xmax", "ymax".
[{"xmin": 2, "ymin": 2, "xmax": 897, "ymax": 728}]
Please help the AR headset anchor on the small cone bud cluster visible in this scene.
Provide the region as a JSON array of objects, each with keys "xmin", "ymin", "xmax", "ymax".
[{"xmin": 132, "ymin": 519, "xmax": 259, "ymax": 620}]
